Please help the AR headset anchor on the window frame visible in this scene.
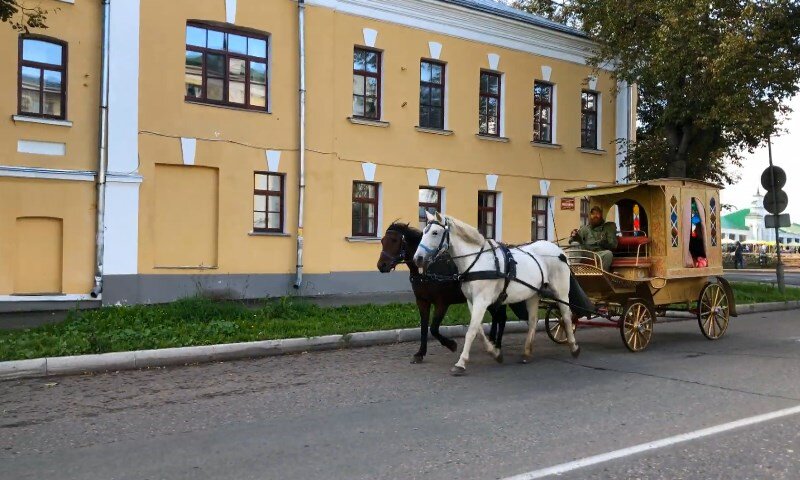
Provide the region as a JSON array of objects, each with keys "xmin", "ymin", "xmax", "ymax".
[
  {"xmin": 478, "ymin": 191, "xmax": 498, "ymax": 239},
  {"xmin": 418, "ymin": 186, "xmax": 442, "ymax": 229},
  {"xmin": 352, "ymin": 46, "xmax": 382, "ymax": 120},
  {"xmin": 419, "ymin": 59, "xmax": 445, "ymax": 130},
  {"xmin": 17, "ymin": 35, "xmax": 68, "ymax": 120},
  {"xmin": 581, "ymin": 90, "xmax": 599, "ymax": 150},
  {"xmin": 184, "ymin": 22, "xmax": 269, "ymax": 112},
  {"xmin": 580, "ymin": 198, "xmax": 590, "ymax": 226},
  {"xmin": 253, "ymin": 172, "xmax": 285, "ymax": 233},
  {"xmin": 533, "ymin": 81, "xmax": 553, "ymax": 144},
  {"xmin": 532, "ymin": 195, "xmax": 549, "ymax": 241},
  {"xmin": 352, "ymin": 181, "xmax": 380, "ymax": 237},
  {"xmin": 478, "ymin": 70, "xmax": 502, "ymax": 137}
]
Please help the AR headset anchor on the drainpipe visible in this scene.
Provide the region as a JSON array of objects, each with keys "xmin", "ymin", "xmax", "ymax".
[
  {"xmin": 294, "ymin": 0, "xmax": 307, "ymax": 289},
  {"xmin": 91, "ymin": 0, "xmax": 111, "ymax": 298}
]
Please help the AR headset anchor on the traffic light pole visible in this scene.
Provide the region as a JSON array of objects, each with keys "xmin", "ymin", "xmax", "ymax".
[{"xmin": 768, "ymin": 137, "xmax": 785, "ymax": 293}]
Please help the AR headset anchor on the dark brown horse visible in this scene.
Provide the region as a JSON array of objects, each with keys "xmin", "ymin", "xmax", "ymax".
[{"xmin": 377, "ymin": 222, "xmax": 527, "ymax": 363}]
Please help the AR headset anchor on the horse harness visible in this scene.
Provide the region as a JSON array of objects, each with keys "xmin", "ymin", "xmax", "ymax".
[{"xmin": 423, "ymin": 219, "xmax": 548, "ymax": 305}]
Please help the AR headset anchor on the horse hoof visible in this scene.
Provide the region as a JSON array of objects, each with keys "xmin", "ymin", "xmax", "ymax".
[
  {"xmin": 411, "ymin": 355, "xmax": 424, "ymax": 364},
  {"xmin": 519, "ymin": 356, "xmax": 531, "ymax": 364},
  {"xmin": 494, "ymin": 352, "xmax": 504, "ymax": 364},
  {"xmin": 450, "ymin": 366, "xmax": 466, "ymax": 376},
  {"xmin": 446, "ymin": 341, "xmax": 458, "ymax": 352},
  {"xmin": 571, "ymin": 346, "xmax": 581, "ymax": 358}
]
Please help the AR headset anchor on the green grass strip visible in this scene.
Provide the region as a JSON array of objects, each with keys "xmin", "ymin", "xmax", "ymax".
[{"xmin": 0, "ymin": 282, "xmax": 797, "ymax": 361}]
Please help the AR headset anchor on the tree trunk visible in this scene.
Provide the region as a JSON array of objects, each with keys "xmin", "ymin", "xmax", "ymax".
[{"xmin": 666, "ymin": 123, "xmax": 692, "ymax": 178}]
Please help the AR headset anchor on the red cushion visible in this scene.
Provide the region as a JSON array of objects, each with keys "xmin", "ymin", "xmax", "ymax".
[{"xmin": 615, "ymin": 236, "xmax": 650, "ymax": 249}]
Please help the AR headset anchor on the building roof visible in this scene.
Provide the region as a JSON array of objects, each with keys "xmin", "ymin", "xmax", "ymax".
[
  {"xmin": 721, "ymin": 209, "xmax": 749, "ymax": 230},
  {"xmin": 438, "ymin": 0, "xmax": 587, "ymax": 38}
]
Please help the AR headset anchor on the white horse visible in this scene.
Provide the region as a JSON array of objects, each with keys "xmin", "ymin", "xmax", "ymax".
[{"xmin": 413, "ymin": 211, "xmax": 580, "ymax": 375}]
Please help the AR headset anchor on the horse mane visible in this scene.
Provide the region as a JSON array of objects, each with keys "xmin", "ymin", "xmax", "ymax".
[
  {"xmin": 387, "ymin": 221, "xmax": 422, "ymax": 243},
  {"xmin": 445, "ymin": 215, "xmax": 486, "ymax": 248}
]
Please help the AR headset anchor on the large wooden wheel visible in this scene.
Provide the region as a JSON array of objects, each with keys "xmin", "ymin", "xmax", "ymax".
[
  {"xmin": 544, "ymin": 304, "xmax": 576, "ymax": 345},
  {"xmin": 697, "ymin": 282, "xmax": 730, "ymax": 340},
  {"xmin": 619, "ymin": 299, "xmax": 654, "ymax": 352}
]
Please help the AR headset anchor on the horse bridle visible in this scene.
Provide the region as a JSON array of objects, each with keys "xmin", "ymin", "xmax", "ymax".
[
  {"xmin": 418, "ymin": 218, "xmax": 451, "ymax": 262},
  {"xmin": 379, "ymin": 231, "xmax": 410, "ymax": 271}
]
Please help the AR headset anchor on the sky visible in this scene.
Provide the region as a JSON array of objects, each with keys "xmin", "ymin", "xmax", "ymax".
[{"xmin": 720, "ymin": 94, "xmax": 800, "ymax": 219}]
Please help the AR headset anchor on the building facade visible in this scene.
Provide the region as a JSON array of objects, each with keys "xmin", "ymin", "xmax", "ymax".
[
  {"xmin": 1, "ymin": 0, "xmax": 634, "ymax": 306},
  {"xmin": 721, "ymin": 190, "xmax": 800, "ymax": 244}
]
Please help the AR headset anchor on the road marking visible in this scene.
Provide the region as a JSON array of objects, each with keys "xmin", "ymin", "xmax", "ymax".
[{"xmin": 503, "ymin": 404, "xmax": 800, "ymax": 480}]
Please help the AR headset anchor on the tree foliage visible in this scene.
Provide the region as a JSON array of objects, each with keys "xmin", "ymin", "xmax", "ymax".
[
  {"xmin": 1, "ymin": 0, "xmax": 48, "ymax": 32},
  {"xmin": 514, "ymin": 0, "xmax": 800, "ymax": 184}
]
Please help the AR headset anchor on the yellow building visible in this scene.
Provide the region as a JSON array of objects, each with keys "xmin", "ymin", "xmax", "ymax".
[{"xmin": 1, "ymin": 0, "xmax": 633, "ymax": 307}]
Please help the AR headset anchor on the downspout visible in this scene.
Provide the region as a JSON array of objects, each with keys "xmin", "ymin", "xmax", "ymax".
[
  {"xmin": 294, "ymin": 0, "xmax": 307, "ymax": 289},
  {"xmin": 91, "ymin": 0, "xmax": 111, "ymax": 298}
]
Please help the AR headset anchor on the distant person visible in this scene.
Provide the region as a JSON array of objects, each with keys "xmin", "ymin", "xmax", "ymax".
[
  {"xmin": 734, "ymin": 241, "xmax": 744, "ymax": 269},
  {"xmin": 569, "ymin": 206, "xmax": 618, "ymax": 271}
]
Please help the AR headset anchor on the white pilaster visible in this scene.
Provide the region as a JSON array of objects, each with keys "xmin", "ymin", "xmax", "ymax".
[
  {"xmin": 615, "ymin": 81, "xmax": 630, "ymax": 183},
  {"xmin": 105, "ymin": 0, "xmax": 141, "ymax": 275}
]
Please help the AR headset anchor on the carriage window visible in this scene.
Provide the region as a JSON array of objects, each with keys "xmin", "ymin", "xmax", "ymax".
[
  {"xmin": 419, "ymin": 60, "xmax": 445, "ymax": 129},
  {"xmin": 19, "ymin": 37, "xmax": 67, "ymax": 119},
  {"xmin": 533, "ymin": 81, "xmax": 553, "ymax": 143},
  {"xmin": 352, "ymin": 181, "xmax": 379, "ymax": 237},
  {"xmin": 478, "ymin": 191, "xmax": 497, "ymax": 239},
  {"xmin": 532, "ymin": 196, "xmax": 549, "ymax": 241},
  {"xmin": 479, "ymin": 71, "xmax": 501, "ymax": 136},
  {"xmin": 616, "ymin": 199, "xmax": 648, "ymax": 235},
  {"xmin": 689, "ymin": 198, "xmax": 707, "ymax": 267},
  {"xmin": 353, "ymin": 47, "xmax": 381, "ymax": 120},
  {"xmin": 253, "ymin": 172, "xmax": 284, "ymax": 232},
  {"xmin": 581, "ymin": 91, "xmax": 598, "ymax": 149},
  {"xmin": 580, "ymin": 198, "xmax": 590, "ymax": 226},
  {"xmin": 185, "ymin": 23, "xmax": 269, "ymax": 110},
  {"xmin": 418, "ymin": 187, "xmax": 441, "ymax": 230}
]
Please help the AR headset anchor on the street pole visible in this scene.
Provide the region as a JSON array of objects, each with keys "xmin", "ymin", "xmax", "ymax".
[{"xmin": 768, "ymin": 136, "xmax": 785, "ymax": 293}]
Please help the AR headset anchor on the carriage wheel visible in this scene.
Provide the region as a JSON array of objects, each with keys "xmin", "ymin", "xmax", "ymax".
[
  {"xmin": 697, "ymin": 282, "xmax": 730, "ymax": 340},
  {"xmin": 619, "ymin": 300, "xmax": 654, "ymax": 352},
  {"xmin": 544, "ymin": 304, "xmax": 576, "ymax": 345}
]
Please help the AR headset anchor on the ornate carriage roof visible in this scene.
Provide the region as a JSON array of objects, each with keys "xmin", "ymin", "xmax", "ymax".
[{"xmin": 564, "ymin": 178, "xmax": 722, "ymax": 197}]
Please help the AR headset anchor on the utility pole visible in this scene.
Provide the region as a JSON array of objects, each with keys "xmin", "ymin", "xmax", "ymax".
[{"xmin": 768, "ymin": 137, "xmax": 785, "ymax": 293}]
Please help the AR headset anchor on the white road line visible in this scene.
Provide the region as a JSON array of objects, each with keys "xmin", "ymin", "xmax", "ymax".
[{"xmin": 503, "ymin": 404, "xmax": 800, "ymax": 480}]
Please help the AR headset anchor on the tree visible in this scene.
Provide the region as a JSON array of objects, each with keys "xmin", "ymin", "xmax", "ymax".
[
  {"xmin": 1, "ymin": 0, "xmax": 48, "ymax": 32},
  {"xmin": 515, "ymin": 0, "xmax": 800, "ymax": 184}
]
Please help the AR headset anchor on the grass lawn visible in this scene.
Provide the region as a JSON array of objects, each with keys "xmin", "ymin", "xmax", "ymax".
[{"xmin": 0, "ymin": 282, "xmax": 797, "ymax": 361}]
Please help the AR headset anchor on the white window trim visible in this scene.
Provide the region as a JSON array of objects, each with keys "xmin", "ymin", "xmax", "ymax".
[
  {"xmin": 499, "ymin": 73, "xmax": 506, "ymax": 138},
  {"xmin": 495, "ymin": 192, "xmax": 504, "ymax": 241}
]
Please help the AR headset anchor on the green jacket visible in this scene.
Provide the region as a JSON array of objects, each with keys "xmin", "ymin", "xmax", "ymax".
[{"xmin": 571, "ymin": 222, "xmax": 618, "ymax": 251}]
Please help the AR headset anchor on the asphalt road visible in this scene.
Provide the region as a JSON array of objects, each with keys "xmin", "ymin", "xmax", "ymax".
[
  {"xmin": 724, "ymin": 269, "xmax": 800, "ymax": 286},
  {"xmin": 2, "ymin": 310, "xmax": 799, "ymax": 480}
]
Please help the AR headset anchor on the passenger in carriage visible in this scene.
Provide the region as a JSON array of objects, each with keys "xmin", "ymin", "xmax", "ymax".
[{"xmin": 569, "ymin": 206, "xmax": 618, "ymax": 271}]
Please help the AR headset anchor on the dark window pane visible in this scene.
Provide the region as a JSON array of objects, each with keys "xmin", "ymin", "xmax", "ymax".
[
  {"xmin": 228, "ymin": 33, "xmax": 247, "ymax": 54},
  {"xmin": 366, "ymin": 77, "xmax": 378, "ymax": 96},
  {"xmin": 480, "ymin": 73, "xmax": 488, "ymax": 92},
  {"xmin": 185, "ymin": 50, "xmax": 202, "ymax": 71},
  {"xmin": 229, "ymin": 58, "xmax": 246, "ymax": 83},
  {"xmin": 186, "ymin": 26, "xmax": 206, "ymax": 48},
  {"xmin": 207, "ymin": 78, "xmax": 224, "ymax": 100},
  {"xmin": 431, "ymin": 87, "xmax": 442, "ymax": 107},
  {"xmin": 420, "ymin": 85, "xmax": 430, "ymax": 104},
  {"xmin": 366, "ymin": 51, "xmax": 378, "ymax": 73},
  {"xmin": 354, "ymin": 49, "xmax": 366, "ymax": 70},
  {"xmin": 248, "ymin": 38, "xmax": 267, "ymax": 58},
  {"xmin": 489, "ymin": 75, "xmax": 499, "ymax": 94},
  {"xmin": 420, "ymin": 62, "xmax": 431, "ymax": 82},
  {"xmin": 431, "ymin": 64, "xmax": 442, "ymax": 84},
  {"xmin": 479, "ymin": 97, "xmax": 487, "ymax": 115},
  {"xmin": 207, "ymin": 53, "xmax": 224, "ymax": 76},
  {"xmin": 207, "ymin": 30, "xmax": 224, "ymax": 50},
  {"xmin": 365, "ymin": 97, "xmax": 378, "ymax": 118},
  {"xmin": 250, "ymin": 62, "xmax": 267, "ymax": 84},
  {"xmin": 419, "ymin": 106, "xmax": 429, "ymax": 127}
]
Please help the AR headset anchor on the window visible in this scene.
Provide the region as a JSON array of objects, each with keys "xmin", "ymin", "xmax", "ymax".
[
  {"xmin": 353, "ymin": 47, "xmax": 381, "ymax": 119},
  {"xmin": 532, "ymin": 196, "xmax": 549, "ymax": 241},
  {"xmin": 478, "ymin": 71, "xmax": 501, "ymax": 136},
  {"xmin": 184, "ymin": 23, "xmax": 268, "ymax": 110},
  {"xmin": 533, "ymin": 81, "xmax": 553, "ymax": 143},
  {"xmin": 253, "ymin": 172, "xmax": 284, "ymax": 232},
  {"xmin": 580, "ymin": 198, "xmax": 590, "ymax": 226},
  {"xmin": 418, "ymin": 187, "xmax": 442, "ymax": 229},
  {"xmin": 581, "ymin": 91, "xmax": 598, "ymax": 149},
  {"xmin": 18, "ymin": 37, "xmax": 66, "ymax": 119},
  {"xmin": 478, "ymin": 191, "xmax": 497, "ymax": 239},
  {"xmin": 419, "ymin": 60, "xmax": 445, "ymax": 129},
  {"xmin": 352, "ymin": 181, "xmax": 379, "ymax": 236}
]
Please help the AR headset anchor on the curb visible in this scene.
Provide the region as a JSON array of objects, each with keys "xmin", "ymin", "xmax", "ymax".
[{"xmin": 2, "ymin": 301, "xmax": 798, "ymax": 381}]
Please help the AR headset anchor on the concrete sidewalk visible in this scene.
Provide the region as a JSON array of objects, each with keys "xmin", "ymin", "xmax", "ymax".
[{"xmin": 2, "ymin": 300, "xmax": 798, "ymax": 381}]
